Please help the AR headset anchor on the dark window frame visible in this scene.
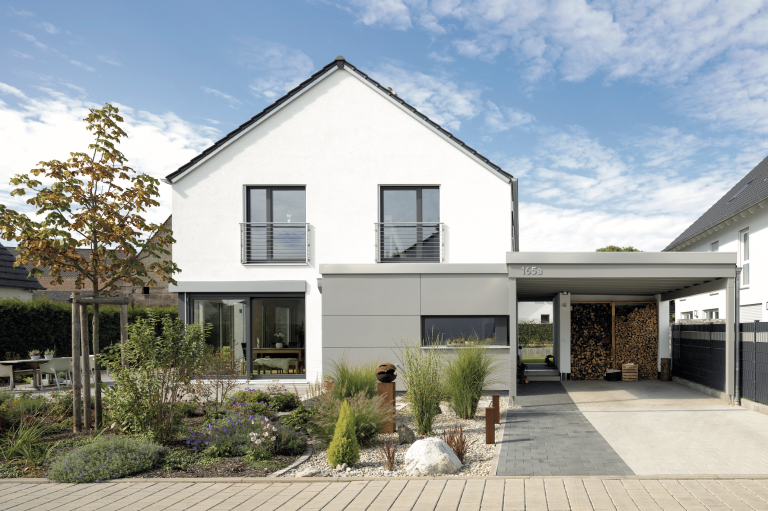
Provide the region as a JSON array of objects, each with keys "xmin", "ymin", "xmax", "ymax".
[
  {"xmin": 245, "ymin": 186, "xmax": 306, "ymax": 263},
  {"xmin": 379, "ymin": 186, "xmax": 440, "ymax": 263},
  {"xmin": 421, "ymin": 315, "xmax": 509, "ymax": 347}
]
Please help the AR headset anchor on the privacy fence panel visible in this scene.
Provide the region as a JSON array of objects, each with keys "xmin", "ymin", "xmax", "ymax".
[
  {"xmin": 740, "ymin": 321, "xmax": 768, "ymax": 405},
  {"xmin": 672, "ymin": 323, "xmax": 726, "ymax": 391}
]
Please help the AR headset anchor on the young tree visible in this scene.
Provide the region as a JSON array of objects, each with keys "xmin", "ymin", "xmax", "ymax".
[{"xmin": 0, "ymin": 103, "xmax": 180, "ymax": 428}]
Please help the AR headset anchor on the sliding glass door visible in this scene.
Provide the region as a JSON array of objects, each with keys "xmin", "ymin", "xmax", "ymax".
[
  {"xmin": 251, "ymin": 297, "xmax": 305, "ymax": 378},
  {"xmin": 192, "ymin": 299, "xmax": 247, "ymax": 367}
]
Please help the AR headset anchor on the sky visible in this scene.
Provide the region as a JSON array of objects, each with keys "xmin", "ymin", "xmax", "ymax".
[{"xmin": 2, "ymin": 0, "xmax": 768, "ymax": 252}]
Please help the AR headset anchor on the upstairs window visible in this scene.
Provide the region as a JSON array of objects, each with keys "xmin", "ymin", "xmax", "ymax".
[
  {"xmin": 740, "ymin": 228, "xmax": 750, "ymax": 287},
  {"xmin": 710, "ymin": 241, "xmax": 719, "ymax": 252},
  {"xmin": 378, "ymin": 186, "xmax": 441, "ymax": 262},
  {"xmin": 244, "ymin": 187, "xmax": 307, "ymax": 263}
]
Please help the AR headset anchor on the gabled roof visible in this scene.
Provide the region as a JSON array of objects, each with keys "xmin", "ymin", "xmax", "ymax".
[
  {"xmin": 0, "ymin": 242, "xmax": 44, "ymax": 290},
  {"xmin": 664, "ymin": 155, "xmax": 768, "ymax": 251},
  {"xmin": 165, "ymin": 56, "xmax": 512, "ymax": 184}
]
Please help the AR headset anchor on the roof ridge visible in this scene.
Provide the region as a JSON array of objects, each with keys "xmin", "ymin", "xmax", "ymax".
[{"xmin": 165, "ymin": 57, "xmax": 511, "ymax": 183}]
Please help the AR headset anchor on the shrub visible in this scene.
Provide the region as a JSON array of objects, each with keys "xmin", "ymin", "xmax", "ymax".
[
  {"xmin": 230, "ymin": 390, "xmax": 274, "ymax": 418},
  {"xmin": 246, "ymin": 417, "xmax": 307, "ymax": 461},
  {"xmin": 327, "ymin": 401, "xmax": 359, "ymax": 467},
  {"xmin": 47, "ymin": 436, "xmax": 163, "ymax": 483},
  {"xmin": 380, "ymin": 439, "xmax": 396, "ymax": 471},
  {"xmin": 397, "ymin": 336, "xmax": 443, "ymax": 435},
  {"xmin": 47, "ymin": 391, "xmax": 74, "ymax": 417},
  {"xmin": 442, "ymin": 423, "xmax": 470, "ymax": 464},
  {"xmin": 310, "ymin": 392, "xmax": 386, "ymax": 447},
  {"xmin": 193, "ymin": 345, "xmax": 241, "ymax": 415},
  {"xmin": 444, "ymin": 340, "xmax": 501, "ymax": 419},
  {"xmin": 102, "ymin": 313, "xmax": 206, "ymax": 443},
  {"xmin": 328, "ymin": 354, "xmax": 379, "ymax": 399},
  {"xmin": 269, "ymin": 389, "xmax": 301, "ymax": 412},
  {"xmin": 518, "ymin": 320, "xmax": 553, "ymax": 347},
  {"xmin": 187, "ymin": 414, "xmax": 260, "ymax": 457},
  {"xmin": 280, "ymin": 404, "xmax": 315, "ymax": 431},
  {"xmin": 159, "ymin": 448, "xmax": 222, "ymax": 473}
]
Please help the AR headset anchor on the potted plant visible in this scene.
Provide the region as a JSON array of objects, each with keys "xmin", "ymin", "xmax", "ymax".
[
  {"xmin": 274, "ymin": 333, "xmax": 284, "ymax": 349},
  {"xmin": 29, "ymin": 350, "xmax": 42, "ymax": 361},
  {"xmin": 44, "ymin": 349, "xmax": 55, "ymax": 360}
]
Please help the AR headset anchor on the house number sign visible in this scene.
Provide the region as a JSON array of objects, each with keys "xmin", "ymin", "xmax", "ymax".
[{"xmin": 521, "ymin": 266, "xmax": 543, "ymax": 275}]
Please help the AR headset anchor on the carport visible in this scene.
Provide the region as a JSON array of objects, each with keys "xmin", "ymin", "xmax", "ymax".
[{"xmin": 507, "ymin": 252, "xmax": 739, "ymax": 404}]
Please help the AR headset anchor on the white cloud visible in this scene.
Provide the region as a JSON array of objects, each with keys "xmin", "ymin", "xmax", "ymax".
[
  {"xmin": 484, "ymin": 101, "xmax": 534, "ymax": 132},
  {"xmin": 13, "ymin": 30, "xmax": 51, "ymax": 51},
  {"xmin": 369, "ymin": 63, "xmax": 483, "ymax": 130},
  {"xmin": 9, "ymin": 7, "xmax": 34, "ymax": 16},
  {"xmin": 8, "ymin": 50, "xmax": 33, "ymax": 59},
  {"xmin": 69, "ymin": 60, "xmax": 95, "ymax": 72},
  {"xmin": 202, "ymin": 86, "xmax": 242, "ymax": 107},
  {"xmin": 64, "ymin": 83, "xmax": 86, "ymax": 94},
  {"xmin": 427, "ymin": 51, "xmax": 455, "ymax": 62},
  {"xmin": 97, "ymin": 55, "xmax": 121, "ymax": 66},
  {"xmin": 236, "ymin": 38, "xmax": 314, "ymax": 100},
  {"xmin": 40, "ymin": 22, "xmax": 59, "ymax": 34},
  {"xmin": 0, "ymin": 82, "xmax": 217, "ymax": 226},
  {"xmin": 338, "ymin": 0, "xmax": 413, "ymax": 30}
]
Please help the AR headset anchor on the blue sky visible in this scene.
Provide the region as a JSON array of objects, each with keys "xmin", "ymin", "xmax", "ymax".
[{"xmin": 2, "ymin": 1, "xmax": 768, "ymax": 251}]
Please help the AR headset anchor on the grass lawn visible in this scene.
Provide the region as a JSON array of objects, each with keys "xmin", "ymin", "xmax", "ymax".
[{"xmin": 522, "ymin": 357, "xmax": 546, "ymax": 364}]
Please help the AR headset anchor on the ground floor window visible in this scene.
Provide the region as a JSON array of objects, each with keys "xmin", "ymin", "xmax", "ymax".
[
  {"xmin": 188, "ymin": 294, "xmax": 305, "ymax": 378},
  {"xmin": 704, "ymin": 308, "xmax": 719, "ymax": 319},
  {"xmin": 422, "ymin": 316, "xmax": 508, "ymax": 346}
]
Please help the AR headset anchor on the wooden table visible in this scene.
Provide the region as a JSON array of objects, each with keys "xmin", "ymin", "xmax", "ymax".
[
  {"xmin": 252, "ymin": 348, "xmax": 304, "ymax": 374},
  {"xmin": 0, "ymin": 359, "xmax": 50, "ymax": 389}
]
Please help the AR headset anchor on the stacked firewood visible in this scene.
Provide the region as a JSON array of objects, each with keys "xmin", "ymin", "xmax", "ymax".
[
  {"xmin": 615, "ymin": 304, "xmax": 658, "ymax": 380},
  {"xmin": 570, "ymin": 303, "xmax": 612, "ymax": 380}
]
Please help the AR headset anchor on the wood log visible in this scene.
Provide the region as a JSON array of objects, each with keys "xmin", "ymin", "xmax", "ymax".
[
  {"xmin": 615, "ymin": 304, "xmax": 658, "ymax": 380},
  {"xmin": 570, "ymin": 303, "xmax": 613, "ymax": 380}
]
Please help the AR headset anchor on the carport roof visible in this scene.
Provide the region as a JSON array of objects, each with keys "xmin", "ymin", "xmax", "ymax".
[{"xmin": 507, "ymin": 252, "xmax": 737, "ymax": 301}]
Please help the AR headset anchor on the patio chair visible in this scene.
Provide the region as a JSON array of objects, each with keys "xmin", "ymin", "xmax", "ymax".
[
  {"xmin": 0, "ymin": 362, "xmax": 35, "ymax": 389},
  {"xmin": 68, "ymin": 357, "xmax": 96, "ymax": 385},
  {"xmin": 39, "ymin": 357, "xmax": 72, "ymax": 391}
]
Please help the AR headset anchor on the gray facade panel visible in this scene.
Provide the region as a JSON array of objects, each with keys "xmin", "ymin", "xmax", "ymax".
[
  {"xmin": 420, "ymin": 274, "xmax": 509, "ymax": 315},
  {"xmin": 322, "ymin": 275, "xmax": 420, "ymax": 316},
  {"xmin": 322, "ymin": 315, "xmax": 420, "ymax": 349}
]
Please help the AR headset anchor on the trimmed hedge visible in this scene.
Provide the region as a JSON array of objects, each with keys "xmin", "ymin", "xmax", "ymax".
[
  {"xmin": 518, "ymin": 321, "xmax": 553, "ymax": 347},
  {"xmin": 0, "ymin": 298, "xmax": 177, "ymax": 359}
]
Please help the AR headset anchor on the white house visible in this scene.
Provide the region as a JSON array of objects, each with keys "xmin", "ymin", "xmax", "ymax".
[
  {"xmin": 164, "ymin": 56, "xmax": 519, "ymax": 384},
  {"xmin": 664, "ymin": 156, "xmax": 768, "ymax": 323},
  {"xmin": 518, "ymin": 302, "xmax": 553, "ymax": 323},
  {"xmin": 0, "ymin": 242, "xmax": 43, "ymax": 301}
]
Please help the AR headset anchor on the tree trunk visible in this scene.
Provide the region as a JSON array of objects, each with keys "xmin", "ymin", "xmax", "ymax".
[
  {"xmin": 71, "ymin": 295, "xmax": 82, "ymax": 432},
  {"xmin": 92, "ymin": 303, "xmax": 102, "ymax": 428},
  {"xmin": 80, "ymin": 304, "xmax": 92, "ymax": 430}
]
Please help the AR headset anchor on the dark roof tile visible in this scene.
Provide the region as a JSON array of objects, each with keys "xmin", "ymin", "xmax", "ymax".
[{"xmin": 0, "ymin": 243, "xmax": 44, "ymax": 290}]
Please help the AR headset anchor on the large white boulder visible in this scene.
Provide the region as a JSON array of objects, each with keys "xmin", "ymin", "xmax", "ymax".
[{"xmin": 403, "ymin": 437, "xmax": 462, "ymax": 476}]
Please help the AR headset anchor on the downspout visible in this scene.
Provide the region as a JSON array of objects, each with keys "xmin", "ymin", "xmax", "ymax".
[
  {"xmin": 735, "ymin": 267, "xmax": 742, "ymax": 405},
  {"xmin": 510, "ymin": 178, "xmax": 519, "ymax": 252}
]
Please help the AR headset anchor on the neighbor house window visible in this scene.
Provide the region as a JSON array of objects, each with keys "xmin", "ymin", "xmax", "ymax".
[
  {"xmin": 422, "ymin": 316, "xmax": 508, "ymax": 346},
  {"xmin": 681, "ymin": 312, "xmax": 693, "ymax": 320},
  {"xmin": 704, "ymin": 309, "xmax": 719, "ymax": 319},
  {"xmin": 740, "ymin": 228, "xmax": 750, "ymax": 287},
  {"xmin": 710, "ymin": 241, "xmax": 719, "ymax": 252},
  {"xmin": 540, "ymin": 314, "xmax": 550, "ymax": 324},
  {"xmin": 245, "ymin": 187, "xmax": 307, "ymax": 263},
  {"xmin": 378, "ymin": 186, "xmax": 440, "ymax": 262}
]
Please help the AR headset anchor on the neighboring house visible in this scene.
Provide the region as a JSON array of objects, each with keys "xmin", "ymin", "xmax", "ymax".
[
  {"xmin": 165, "ymin": 56, "xmax": 519, "ymax": 385},
  {"xmin": 518, "ymin": 302, "xmax": 553, "ymax": 323},
  {"xmin": 8, "ymin": 217, "xmax": 177, "ymax": 307},
  {"xmin": 664, "ymin": 156, "xmax": 768, "ymax": 322},
  {"xmin": 0, "ymin": 242, "xmax": 44, "ymax": 300}
]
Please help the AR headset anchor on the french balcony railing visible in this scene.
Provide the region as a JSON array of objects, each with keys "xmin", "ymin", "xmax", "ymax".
[
  {"xmin": 241, "ymin": 223, "xmax": 309, "ymax": 264},
  {"xmin": 375, "ymin": 222, "xmax": 443, "ymax": 263}
]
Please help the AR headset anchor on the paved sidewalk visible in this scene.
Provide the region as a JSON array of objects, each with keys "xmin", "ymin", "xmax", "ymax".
[{"xmin": 5, "ymin": 478, "xmax": 768, "ymax": 510}]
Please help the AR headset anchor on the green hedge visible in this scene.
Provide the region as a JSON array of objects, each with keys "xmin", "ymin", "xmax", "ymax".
[
  {"xmin": 0, "ymin": 298, "xmax": 178, "ymax": 359},
  {"xmin": 518, "ymin": 321, "xmax": 553, "ymax": 347}
]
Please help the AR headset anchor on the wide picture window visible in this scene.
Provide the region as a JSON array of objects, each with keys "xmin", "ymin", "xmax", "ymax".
[{"xmin": 422, "ymin": 316, "xmax": 508, "ymax": 346}]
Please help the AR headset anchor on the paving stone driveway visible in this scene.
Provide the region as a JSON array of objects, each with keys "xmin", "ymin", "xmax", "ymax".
[
  {"xmin": 6, "ymin": 478, "xmax": 768, "ymax": 510},
  {"xmin": 496, "ymin": 382, "xmax": 633, "ymax": 477}
]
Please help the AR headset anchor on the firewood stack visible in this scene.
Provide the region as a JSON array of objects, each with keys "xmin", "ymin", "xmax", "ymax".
[
  {"xmin": 570, "ymin": 303, "xmax": 612, "ymax": 380},
  {"xmin": 615, "ymin": 304, "xmax": 658, "ymax": 380}
]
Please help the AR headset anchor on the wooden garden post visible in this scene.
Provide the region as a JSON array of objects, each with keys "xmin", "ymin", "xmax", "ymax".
[
  {"xmin": 71, "ymin": 293, "xmax": 82, "ymax": 432},
  {"xmin": 92, "ymin": 303, "xmax": 102, "ymax": 428},
  {"xmin": 80, "ymin": 303, "xmax": 92, "ymax": 430},
  {"xmin": 120, "ymin": 304, "xmax": 128, "ymax": 367}
]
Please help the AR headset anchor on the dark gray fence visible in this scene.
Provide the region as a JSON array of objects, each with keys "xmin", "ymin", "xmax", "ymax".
[
  {"xmin": 740, "ymin": 321, "xmax": 768, "ymax": 405},
  {"xmin": 672, "ymin": 323, "xmax": 726, "ymax": 391}
]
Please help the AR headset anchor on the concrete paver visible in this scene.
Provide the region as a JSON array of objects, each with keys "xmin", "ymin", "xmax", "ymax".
[{"xmin": 6, "ymin": 479, "xmax": 768, "ymax": 510}]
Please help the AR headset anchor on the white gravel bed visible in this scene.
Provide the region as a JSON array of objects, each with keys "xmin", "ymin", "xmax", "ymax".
[{"xmin": 282, "ymin": 395, "xmax": 506, "ymax": 478}]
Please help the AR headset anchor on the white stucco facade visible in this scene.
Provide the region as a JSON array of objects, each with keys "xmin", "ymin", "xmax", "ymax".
[
  {"xmin": 672, "ymin": 206, "xmax": 767, "ymax": 322},
  {"xmin": 0, "ymin": 287, "xmax": 34, "ymax": 301},
  {"xmin": 169, "ymin": 65, "xmax": 516, "ymax": 382}
]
